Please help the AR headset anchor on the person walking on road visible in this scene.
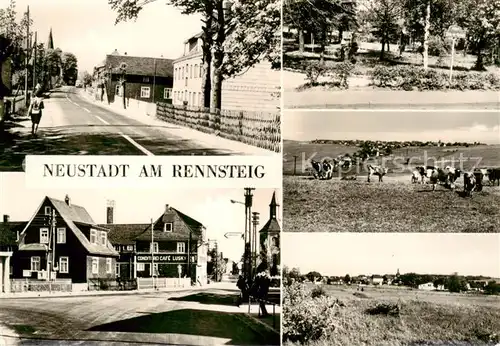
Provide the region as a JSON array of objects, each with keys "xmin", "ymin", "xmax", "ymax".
[{"xmin": 28, "ymin": 89, "xmax": 44, "ymax": 135}]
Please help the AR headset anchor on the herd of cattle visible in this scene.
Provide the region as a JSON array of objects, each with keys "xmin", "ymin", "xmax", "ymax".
[{"xmin": 310, "ymin": 159, "xmax": 500, "ymax": 197}]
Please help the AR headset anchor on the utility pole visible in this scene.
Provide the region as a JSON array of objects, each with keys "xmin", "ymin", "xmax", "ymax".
[
  {"xmin": 32, "ymin": 31, "xmax": 37, "ymax": 90},
  {"xmin": 244, "ymin": 188, "xmax": 255, "ymax": 281},
  {"xmin": 293, "ymin": 156, "xmax": 298, "ymax": 176},
  {"xmin": 152, "ymin": 58, "xmax": 156, "ymax": 102},
  {"xmin": 252, "ymin": 212, "xmax": 259, "ymax": 276},
  {"xmin": 24, "ymin": 6, "xmax": 30, "ymax": 106},
  {"xmin": 187, "ymin": 226, "xmax": 191, "ymax": 284},
  {"xmin": 214, "ymin": 241, "xmax": 218, "ymax": 282},
  {"xmin": 151, "ymin": 218, "xmax": 155, "ymax": 289}
]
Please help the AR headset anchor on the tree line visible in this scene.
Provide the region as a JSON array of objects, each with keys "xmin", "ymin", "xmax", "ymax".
[
  {"xmin": 284, "ymin": 0, "xmax": 500, "ymax": 70},
  {"xmin": 283, "ymin": 266, "xmax": 500, "ymax": 295},
  {"xmin": 0, "ymin": 0, "xmax": 79, "ymax": 101},
  {"xmin": 109, "ymin": 0, "xmax": 280, "ymax": 112}
]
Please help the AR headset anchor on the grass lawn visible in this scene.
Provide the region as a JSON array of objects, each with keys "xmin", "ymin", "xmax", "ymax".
[
  {"xmin": 284, "ymin": 285, "xmax": 500, "ymax": 346},
  {"xmin": 283, "ymin": 175, "xmax": 500, "ymax": 232}
]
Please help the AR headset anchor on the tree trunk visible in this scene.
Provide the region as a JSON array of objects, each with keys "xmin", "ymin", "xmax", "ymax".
[
  {"xmin": 380, "ymin": 39, "xmax": 386, "ymax": 60},
  {"xmin": 201, "ymin": 8, "xmax": 214, "ymax": 109},
  {"xmin": 122, "ymin": 82, "xmax": 126, "ymax": 109},
  {"xmin": 423, "ymin": 1, "xmax": 431, "ymax": 70},
  {"xmin": 299, "ymin": 30, "xmax": 304, "ymax": 53},
  {"xmin": 211, "ymin": 0, "xmax": 225, "ymax": 112}
]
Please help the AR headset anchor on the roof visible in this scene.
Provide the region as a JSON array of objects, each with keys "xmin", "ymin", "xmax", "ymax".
[
  {"xmin": 19, "ymin": 197, "xmax": 118, "ymax": 257},
  {"xmin": 134, "ymin": 207, "xmax": 204, "ymax": 242},
  {"xmin": 183, "ymin": 31, "xmax": 203, "ymax": 44},
  {"xmin": 105, "ymin": 54, "xmax": 173, "ymax": 77},
  {"xmin": 102, "ymin": 224, "xmax": 149, "ymax": 245},
  {"xmin": 19, "ymin": 243, "xmax": 48, "ymax": 251},
  {"xmin": 259, "ymin": 218, "xmax": 281, "ymax": 234}
]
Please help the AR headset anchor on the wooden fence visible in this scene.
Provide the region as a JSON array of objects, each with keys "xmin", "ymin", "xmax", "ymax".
[
  {"xmin": 156, "ymin": 103, "xmax": 281, "ymax": 153},
  {"xmin": 10, "ymin": 279, "xmax": 72, "ymax": 293},
  {"xmin": 137, "ymin": 277, "xmax": 191, "ymax": 290},
  {"xmin": 87, "ymin": 278, "xmax": 137, "ymax": 291}
]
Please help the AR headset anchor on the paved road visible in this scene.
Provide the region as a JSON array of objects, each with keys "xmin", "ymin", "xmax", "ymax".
[
  {"xmin": 0, "ymin": 87, "xmax": 262, "ymax": 171},
  {"xmin": 0, "ymin": 288, "xmax": 279, "ymax": 346}
]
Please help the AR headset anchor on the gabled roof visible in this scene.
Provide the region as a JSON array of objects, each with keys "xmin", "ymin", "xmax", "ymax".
[
  {"xmin": 19, "ymin": 197, "xmax": 118, "ymax": 257},
  {"xmin": 259, "ymin": 218, "xmax": 281, "ymax": 234},
  {"xmin": 105, "ymin": 54, "xmax": 173, "ymax": 77},
  {"xmin": 134, "ymin": 207, "xmax": 204, "ymax": 242},
  {"xmin": 102, "ymin": 223, "xmax": 149, "ymax": 245}
]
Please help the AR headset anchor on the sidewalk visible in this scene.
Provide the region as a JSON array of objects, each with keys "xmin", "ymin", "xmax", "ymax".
[
  {"xmin": 285, "ymin": 89, "xmax": 500, "ymax": 109},
  {"xmin": 77, "ymin": 89, "xmax": 279, "ymax": 156},
  {"xmin": 0, "ymin": 282, "xmax": 232, "ymax": 299}
]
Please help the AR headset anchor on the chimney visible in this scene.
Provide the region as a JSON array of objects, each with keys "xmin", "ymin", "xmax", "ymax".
[
  {"xmin": 3, "ymin": 214, "xmax": 9, "ymax": 223},
  {"xmin": 65, "ymin": 194, "xmax": 71, "ymax": 206},
  {"xmin": 165, "ymin": 204, "xmax": 169, "ymax": 213},
  {"xmin": 107, "ymin": 200, "xmax": 115, "ymax": 224}
]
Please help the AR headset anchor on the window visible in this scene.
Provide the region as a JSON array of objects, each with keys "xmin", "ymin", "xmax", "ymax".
[
  {"xmin": 59, "ymin": 257, "xmax": 69, "ymax": 273},
  {"xmin": 116, "ymin": 263, "xmax": 120, "ymax": 276},
  {"xmin": 152, "ymin": 263, "xmax": 158, "ymax": 276},
  {"xmin": 100, "ymin": 232, "xmax": 107, "ymax": 246},
  {"xmin": 177, "ymin": 242, "xmax": 185, "ymax": 253},
  {"xmin": 40, "ymin": 228, "xmax": 49, "ymax": 244},
  {"xmin": 44, "ymin": 206, "xmax": 51, "ymax": 216},
  {"xmin": 198, "ymin": 92, "xmax": 202, "ymax": 107},
  {"xmin": 137, "ymin": 263, "xmax": 145, "ymax": 271},
  {"xmin": 199, "ymin": 65, "xmax": 203, "ymax": 77},
  {"xmin": 143, "ymin": 77, "xmax": 150, "ymax": 83},
  {"xmin": 164, "ymin": 88, "xmax": 172, "ymax": 100},
  {"xmin": 56, "ymin": 227, "xmax": 66, "ymax": 244},
  {"xmin": 189, "ymin": 65, "xmax": 192, "ymax": 78},
  {"xmin": 115, "ymin": 84, "xmax": 120, "ymax": 95},
  {"xmin": 31, "ymin": 256, "xmax": 41, "ymax": 271},
  {"xmin": 106, "ymin": 258, "xmax": 112, "ymax": 273},
  {"xmin": 140, "ymin": 87, "xmax": 151, "ymax": 98},
  {"xmin": 92, "ymin": 257, "xmax": 99, "ymax": 274},
  {"xmin": 164, "ymin": 223, "xmax": 173, "ymax": 232},
  {"xmin": 194, "ymin": 64, "xmax": 198, "ymax": 78},
  {"xmin": 181, "ymin": 66, "xmax": 184, "ymax": 79},
  {"xmin": 150, "ymin": 242, "xmax": 159, "ymax": 253},
  {"xmin": 127, "ymin": 245, "xmax": 134, "ymax": 251},
  {"xmin": 90, "ymin": 229, "xmax": 97, "ymax": 244}
]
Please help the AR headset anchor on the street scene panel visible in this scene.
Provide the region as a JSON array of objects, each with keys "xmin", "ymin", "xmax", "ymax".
[
  {"xmin": 0, "ymin": 0, "xmax": 281, "ymax": 171},
  {"xmin": 283, "ymin": 0, "xmax": 500, "ymax": 109},
  {"xmin": 282, "ymin": 232, "xmax": 500, "ymax": 346},
  {"xmin": 283, "ymin": 111, "xmax": 500, "ymax": 232},
  {"xmin": 0, "ymin": 174, "xmax": 281, "ymax": 345}
]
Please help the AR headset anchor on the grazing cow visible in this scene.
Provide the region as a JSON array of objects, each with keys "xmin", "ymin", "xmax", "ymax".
[
  {"xmin": 411, "ymin": 170, "xmax": 422, "ymax": 184},
  {"xmin": 414, "ymin": 166, "xmax": 428, "ymax": 184},
  {"xmin": 487, "ymin": 168, "xmax": 500, "ymax": 186},
  {"xmin": 463, "ymin": 172, "xmax": 477, "ymax": 197},
  {"xmin": 367, "ymin": 165, "xmax": 388, "ymax": 183},
  {"xmin": 425, "ymin": 166, "xmax": 460, "ymax": 191},
  {"xmin": 310, "ymin": 160, "xmax": 322, "ymax": 179},
  {"xmin": 322, "ymin": 160, "xmax": 334, "ymax": 180}
]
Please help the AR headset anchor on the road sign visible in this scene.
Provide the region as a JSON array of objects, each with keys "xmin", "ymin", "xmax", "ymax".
[
  {"xmin": 224, "ymin": 232, "xmax": 243, "ymax": 239},
  {"xmin": 446, "ymin": 25, "xmax": 466, "ymax": 40}
]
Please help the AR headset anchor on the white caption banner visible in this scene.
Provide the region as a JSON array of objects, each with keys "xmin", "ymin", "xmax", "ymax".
[{"xmin": 25, "ymin": 155, "xmax": 282, "ymax": 189}]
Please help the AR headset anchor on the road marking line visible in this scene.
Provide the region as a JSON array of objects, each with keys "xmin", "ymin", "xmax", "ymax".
[
  {"xmin": 83, "ymin": 107, "xmax": 91, "ymax": 113},
  {"xmin": 93, "ymin": 114, "xmax": 154, "ymax": 156},
  {"xmin": 119, "ymin": 133, "xmax": 154, "ymax": 156},
  {"xmin": 94, "ymin": 115, "xmax": 110, "ymax": 125}
]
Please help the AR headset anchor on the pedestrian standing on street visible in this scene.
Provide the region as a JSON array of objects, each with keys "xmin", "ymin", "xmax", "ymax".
[
  {"xmin": 255, "ymin": 271, "xmax": 271, "ymax": 318},
  {"xmin": 236, "ymin": 275, "xmax": 246, "ymax": 307},
  {"xmin": 28, "ymin": 89, "xmax": 44, "ymax": 135}
]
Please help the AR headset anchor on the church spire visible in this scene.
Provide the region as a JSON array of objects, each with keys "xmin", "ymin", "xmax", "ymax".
[
  {"xmin": 269, "ymin": 191, "xmax": 278, "ymax": 219},
  {"xmin": 47, "ymin": 28, "xmax": 54, "ymax": 50}
]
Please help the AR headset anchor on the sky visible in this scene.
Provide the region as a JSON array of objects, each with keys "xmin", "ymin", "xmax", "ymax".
[
  {"xmin": 284, "ymin": 111, "xmax": 500, "ymax": 144},
  {"xmin": 282, "ymin": 233, "xmax": 500, "ymax": 278},
  {"xmin": 9, "ymin": 0, "xmax": 203, "ymax": 73},
  {"xmin": 0, "ymin": 173, "xmax": 282, "ymax": 263}
]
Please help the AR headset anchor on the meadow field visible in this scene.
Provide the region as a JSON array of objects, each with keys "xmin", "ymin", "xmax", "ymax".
[
  {"xmin": 284, "ymin": 175, "xmax": 500, "ymax": 232},
  {"xmin": 283, "ymin": 140, "xmax": 500, "ymax": 176},
  {"xmin": 283, "ymin": 283, "xmax": 500, "ymax": 346}
]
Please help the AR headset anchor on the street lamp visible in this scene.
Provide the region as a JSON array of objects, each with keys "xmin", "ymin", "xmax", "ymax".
[{"xmin": 251, "ymin": 212, "xmax": 260, "ymax": 277}]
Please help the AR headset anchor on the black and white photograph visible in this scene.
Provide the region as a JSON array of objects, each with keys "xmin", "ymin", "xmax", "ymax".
[
  {"xmin": 0, "ymin": 173, "xmax": 281, "ymax": 345},
  {"xmin": 0, "ymin": 0, "xmax": 281, "ymax": 171},
  {"xmin": 283, "ymin": 111, "xmax": 500, "ymax": 232},
  {"xmin": 283, "ymin": 0, "xmax": 500, "ymax": 110},
  {"xmin": 282, "ymin": 232, "xmax": 500, "ymax": 346}
]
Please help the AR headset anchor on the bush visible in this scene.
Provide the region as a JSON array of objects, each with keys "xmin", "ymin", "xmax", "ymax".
[
  {"xmin": 371, "ymin": 65, "xmax": 500, "ymax": 91},
  {"xmin": 283, "ymin": 282, "xmax": 343, "ymax": 344},
  {"xmin": 329, "ymin": 61, "xmax": 354, "ymax": 89},
  {"xmin": 304, "ymin": 61, "xmax": 328, "ymax": 85},
  {"xmin": 311, "ymin": 285, "xmax": 327, "ymax": 298}
]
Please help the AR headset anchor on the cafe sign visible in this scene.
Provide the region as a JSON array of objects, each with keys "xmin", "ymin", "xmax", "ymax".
[{"xmin": 137, "ymin": 254, "xmax": 197, "ymax": 263}]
